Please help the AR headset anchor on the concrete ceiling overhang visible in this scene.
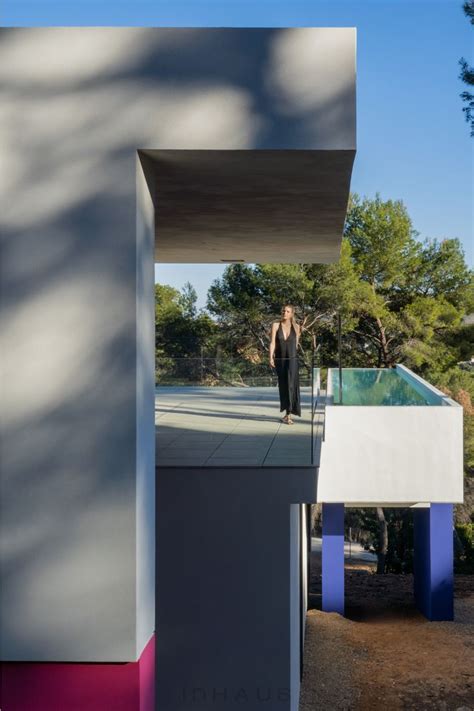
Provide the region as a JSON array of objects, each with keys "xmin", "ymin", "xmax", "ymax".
[{"xmin": 144, "ymin": 148, "xmax": 356, "ymax": 264}]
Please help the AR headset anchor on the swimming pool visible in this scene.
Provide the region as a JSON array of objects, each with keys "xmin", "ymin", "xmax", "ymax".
[{"xmin": 328, "ymin": 366, "xmax": 446, "ymax": 406}]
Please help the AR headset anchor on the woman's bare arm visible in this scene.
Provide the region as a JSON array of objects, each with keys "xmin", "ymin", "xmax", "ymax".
[{"xmin": 269, "ymin": 322, "xmax": 278, "ymax": 366}]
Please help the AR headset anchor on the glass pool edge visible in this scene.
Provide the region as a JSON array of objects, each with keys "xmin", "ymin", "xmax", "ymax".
[{"xmin": 327, "ymin": 366, "xmax": 460, "ymax": 407}]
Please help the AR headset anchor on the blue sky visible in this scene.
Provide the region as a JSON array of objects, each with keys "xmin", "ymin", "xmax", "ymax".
[{"xmin": 4, "ymin": 0, "xmax": 472, "ymax": 309}]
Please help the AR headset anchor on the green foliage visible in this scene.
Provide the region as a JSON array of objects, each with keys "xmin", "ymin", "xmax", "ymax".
[
  {"xmin": 155, "ymin": 282, "xmax": 218, "ymax": 383},
  {"xmin": 458, "ymin": 1, "xmax": 474, "ymax": 137},
  {"xmin": 398, "ymin": 296, "xmax": 464, "ymax": 377},
  {"xmin": 457, "ymin": 523, "xmax": 474, "ymax": 547},
  {"xmin": 155, "ymin": 283, "xmax": 182, "ymax": 320},
  {"xmin": 455, "ymin": 523, "xmax": 474, "ymax": 573},
  {"xmin": 207, "ymin": 263, "xmax": 262, "ymax": 317},
  {"xmin": 444, "ymin": 323, "xmax": 474, "ymax": 363},
  {"xmin": 342, "ymin": 195, "xmax": 472, "ymax": 369},
  {"xmin": 345, "ymin": 192, "xmax": 421, "ymax": 294},
  {"xmin": 179, "ymin": 281, "xmax": 198, "ymax": 319},
  {"xmin": 434, "ymin": 367, "xmax": 474, "ymax": 475},
  {"xmin": 436, "ymin": 366, "xmax": 474, "ymax": 400},
  {"xmin": 349, "ymin": 508, "xmax": 414, "ymax": 574},
  {"xmin": 413, "ymin": 238, "xmax": 474, "ymax": 308}
]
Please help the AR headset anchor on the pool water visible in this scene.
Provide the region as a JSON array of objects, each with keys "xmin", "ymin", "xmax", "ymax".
[{"xmin": 330, "ymin": 368, "xmax": 432, "ymax": 406}]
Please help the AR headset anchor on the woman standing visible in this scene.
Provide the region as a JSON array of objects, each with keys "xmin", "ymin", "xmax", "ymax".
[{"xmin": 269, "ymin": 304, "xmax": 301, "ymax": 424}]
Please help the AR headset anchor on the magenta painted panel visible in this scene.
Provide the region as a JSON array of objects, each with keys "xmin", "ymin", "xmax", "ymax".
[
  {"xmin": 140, "ymin": 634, "xmax": 156, "ymax": 711},
  {"xmin": 0, "ymin": 634, "xmax": 155, "ymax": 711}
]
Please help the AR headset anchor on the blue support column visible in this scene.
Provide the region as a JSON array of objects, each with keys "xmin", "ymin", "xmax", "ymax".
[
  {"xmin": 413, "ymin": 504, "xmax": 454, "ymax": 621},
  {"xmin": 322, "ymin": 503, "xmax": 345, "ymax": 614}
]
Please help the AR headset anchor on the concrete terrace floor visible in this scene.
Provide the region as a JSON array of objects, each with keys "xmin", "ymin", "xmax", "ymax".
[{"xmin": 155, "ymin": 385, "xmax": 313, "ymax": 467}]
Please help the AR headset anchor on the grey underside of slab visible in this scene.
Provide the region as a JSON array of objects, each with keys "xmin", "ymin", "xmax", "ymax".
[
  {"xmin": 149, "ymin": 149, "xmax": 356, "ymax": 264},
  {"xmin": 155, "ymin": 386, "xmax": 320, "ymax": 467}
]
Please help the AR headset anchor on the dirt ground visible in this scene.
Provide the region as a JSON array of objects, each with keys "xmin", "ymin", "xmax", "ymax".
[{"xmin": 299, "ymin": 553, "xmax": 474, "ymax": 711}]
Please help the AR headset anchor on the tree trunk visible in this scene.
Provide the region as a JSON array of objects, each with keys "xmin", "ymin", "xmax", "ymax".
[
  {"xmin": 454, "ymin": 526, "xmax": 464, "ymax": 559},
  {"xmin": 376, "ymin": 507, "xmax": 388, "ymax": 574},
  {"xmin": 375, "ymin": 317, "xmax": 390, "ymax": 367}
]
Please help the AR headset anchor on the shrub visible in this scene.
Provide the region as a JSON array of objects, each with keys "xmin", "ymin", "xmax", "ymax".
[{"xmin": 455, "ymin": 523, "xmax": 474, "ymax": 573}]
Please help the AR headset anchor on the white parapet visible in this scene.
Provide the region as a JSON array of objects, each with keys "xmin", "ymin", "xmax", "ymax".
[{"xmin": 317, "ymin": 365, "xmax": 464, "ymax": 505}]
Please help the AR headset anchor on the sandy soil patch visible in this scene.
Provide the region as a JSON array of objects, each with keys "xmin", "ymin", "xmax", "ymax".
[{"xmin": 300, "ymin": 552, "xmax": 474, "ymax": 710}]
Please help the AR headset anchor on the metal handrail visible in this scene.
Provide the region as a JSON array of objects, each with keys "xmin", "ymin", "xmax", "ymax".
[
  {"xmin": 311, "ymin": 353, "xmax": 314, "ymax": 465},
  {"xmin": 337, "ymin": 312, "xmax": 343, "ymax": 405},
  {"xmin": 310, "ymin": 341, "xmax": 321, "ymax": 465}
]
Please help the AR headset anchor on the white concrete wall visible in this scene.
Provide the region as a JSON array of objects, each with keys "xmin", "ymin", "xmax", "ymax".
[
  {"xmin": 0, "ymin": 27, "xmax": 355, "ymax": 662},
  {"xmin": 289, "ymin": 503, "xmax": 301, "ymax": 711},
  {"xmin": 0, "ymin": 155, "xmax": 140, "ymax": 661},
  {"xmin": 0, "ymin": 154, "xmax": 158, "ymax": 662},
  {"xmin": 300, "ymin": 504, "xmax": 308, "ymax": 654},
  {"xmin": 135, "ymin": 153, "xmax": 156, "ymax": 658},
  {"xmin": 318, "ymin": 395, "xmax": 464, "ymax": 505}
]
